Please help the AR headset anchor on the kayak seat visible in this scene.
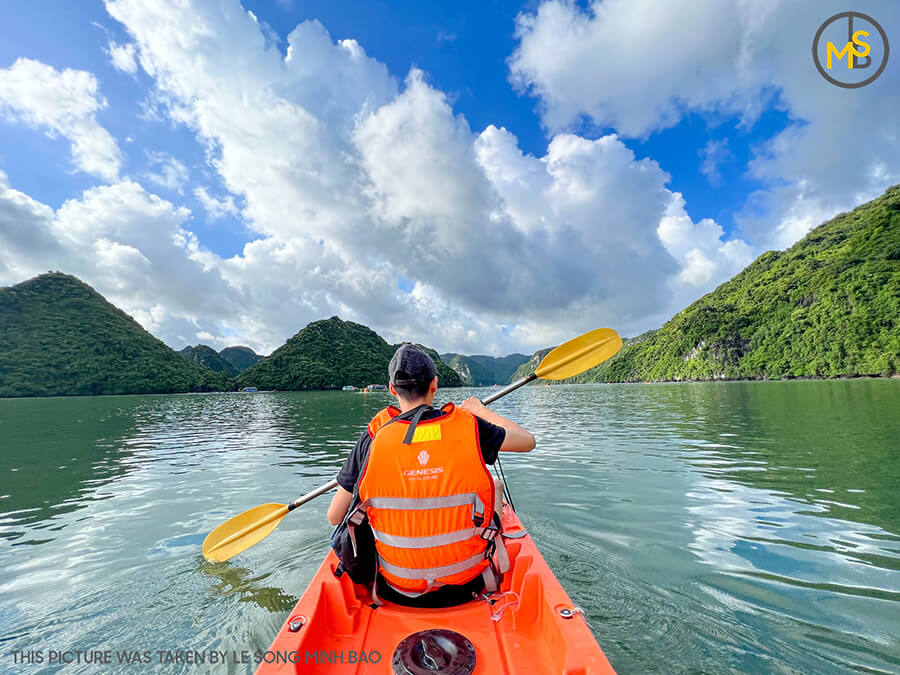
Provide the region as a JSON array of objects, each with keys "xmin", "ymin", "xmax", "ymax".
[{"xmin": 374, "ymin": 572, "xmax": 485, "ymax": 608}]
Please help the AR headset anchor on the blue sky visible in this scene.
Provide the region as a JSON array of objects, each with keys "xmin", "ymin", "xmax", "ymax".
[{"xmin": 1, "ymin": 1, "xmax": 897, "ymax": 355}]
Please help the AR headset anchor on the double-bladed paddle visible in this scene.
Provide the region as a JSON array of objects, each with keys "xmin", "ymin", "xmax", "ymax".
[{"xmin": 202, "ymin": 327, "xmax": 621, "ymax": 562}]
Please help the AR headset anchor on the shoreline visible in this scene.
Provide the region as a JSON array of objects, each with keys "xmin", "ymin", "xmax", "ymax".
[{"xmin": 3, "ymin": 375, "xmax": 898, "ymax": 400}]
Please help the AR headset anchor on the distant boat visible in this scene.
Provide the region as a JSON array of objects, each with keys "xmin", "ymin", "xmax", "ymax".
[
  {"xmin": 241, "ymin": 387, "xmax": 259, "ymax": 393},
  {"xmin": 367, "ymin": 384, "xmax": 388, "ymax": 391},
  {"xmin": 342, "ymin": 385, "xmax": 359, "ymax": 391}
]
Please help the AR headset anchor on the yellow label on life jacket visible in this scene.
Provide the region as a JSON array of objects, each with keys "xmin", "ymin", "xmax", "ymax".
[{"xmin": 411, "ymin": 425, "xmax": 441, "ymax": 443}]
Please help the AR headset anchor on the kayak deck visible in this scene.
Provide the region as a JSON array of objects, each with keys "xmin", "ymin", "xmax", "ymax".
[{"xmin": 259, "ymin": 504, "xmax": 615, "ymax": 674}]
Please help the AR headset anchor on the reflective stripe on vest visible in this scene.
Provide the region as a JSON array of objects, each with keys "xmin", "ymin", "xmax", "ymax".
[
  {"xmin": 358, "ymin": 404, "xmax": 495, "ymax": 594},
  {"xmin": 364, "ymin": 493, "xmax": 483, "ymax": 511},
  {"xmin": 378, "ymin": 552, "xmax": 487, "ymax": 581},
  {"xmin": 372, "ymin": 526, "xmax": 495, "ymax": 549},
  {"xmin": 362, "ymin": 492, "xmax": 493, "ymax": 549}
]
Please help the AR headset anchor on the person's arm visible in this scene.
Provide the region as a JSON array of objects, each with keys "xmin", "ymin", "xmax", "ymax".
[
  {"xmin": 459, "ymin": 398, "xmax": 535, "ymax": 452},
  {"xmin": 327, "ymin": 486, "xmax": 353, "ymax": 526},
  {"xmin": 328, "ymin": 431, "xmax": 368, "ymax": 525}
]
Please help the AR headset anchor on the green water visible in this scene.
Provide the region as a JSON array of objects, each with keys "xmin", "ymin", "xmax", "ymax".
[{"xmin": 1, "ymin": 381, "xmax": 899, "ymax": 673}]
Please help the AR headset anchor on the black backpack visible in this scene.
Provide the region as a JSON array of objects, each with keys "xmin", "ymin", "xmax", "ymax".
[{"xmin": 331, "ymin": 502, "xmax": 377, "ymax": 585}]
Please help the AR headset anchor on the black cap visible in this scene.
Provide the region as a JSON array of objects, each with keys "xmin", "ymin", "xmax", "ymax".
[{"xmin": 389, "ymin": 343, "xmax": 437, "ymax": 388}]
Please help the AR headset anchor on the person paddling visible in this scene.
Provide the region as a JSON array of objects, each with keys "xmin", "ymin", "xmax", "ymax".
[{"xmin": 327, "ymin": 343, "xmax": 535, "ymax": 607}]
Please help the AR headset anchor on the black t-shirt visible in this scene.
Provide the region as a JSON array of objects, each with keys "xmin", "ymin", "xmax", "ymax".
[{"xmin": 336, "ymin": 407, "xmax": 506, "ymax": 492}]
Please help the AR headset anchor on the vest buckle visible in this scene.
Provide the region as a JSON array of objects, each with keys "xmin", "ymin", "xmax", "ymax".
[
  {"xmin": 472, "ymin": 496, "xmax": 487, "ymax": 527},
  {"xmin": 348, "ymin": 508, "xmax": 367, "ymax": 527},
  {"xmin": 480, "ymin": 525, "xmax": 499, "ymax": 541}
]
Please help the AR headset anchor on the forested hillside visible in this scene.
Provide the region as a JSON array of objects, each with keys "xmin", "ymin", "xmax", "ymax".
[
  {"xmin": 0, "ymin": 273, "xmax": 230, "ymax": 397},
  {"xmin": 580, "ymin": 185, "xmax": 900, "ymax": 382},
  {"xmin": 179, "ymin": 345, "xmax": 239, "ymax": 377},
  {"xmin": 236, "ymin": 317, "xmax": 461, "ymax": 390},
  {"xmin": 442, "ymin": 353, "xmax": 529, "ymax": 385},
  {"xmin": 219, "ymin": 346, "xmax": 262, "ymax": 371}
]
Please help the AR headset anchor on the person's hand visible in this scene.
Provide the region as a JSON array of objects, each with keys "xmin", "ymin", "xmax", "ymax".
[{"xmin": 460, "ymin": 397, "xmax": 487, "ymax": 415}]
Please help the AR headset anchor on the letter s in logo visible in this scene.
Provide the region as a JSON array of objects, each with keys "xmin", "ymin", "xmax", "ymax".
[{"xmin": 851, "ymin": 29, "xmax": 871, "ymax": 68}]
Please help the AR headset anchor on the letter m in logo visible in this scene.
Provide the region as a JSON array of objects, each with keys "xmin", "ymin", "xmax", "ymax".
[
  {"xmin": 826, "ymin": 15, "xmax": 872, "ymax": 69},
  {"xmin": 826, "ymin": 40, "xmax": 854, "ymax": 69}
]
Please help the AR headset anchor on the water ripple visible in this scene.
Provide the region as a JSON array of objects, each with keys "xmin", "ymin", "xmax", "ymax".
[{"xmin": 0, "ymin": 383, "xmax": 898, "ymax": 673}]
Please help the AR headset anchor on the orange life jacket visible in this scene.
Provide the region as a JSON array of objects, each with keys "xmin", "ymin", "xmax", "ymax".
[
  {"xmin": 357, "ymin": 403, "xmax": 497, "ymax": 595},
  {"xmin": 366, "ymin": 405, "xmax": 401, "ymax": 439}
]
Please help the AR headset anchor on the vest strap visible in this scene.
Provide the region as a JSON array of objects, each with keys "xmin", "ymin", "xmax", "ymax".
[
  {"xmin": 493, "ymin": 532, "xmax": 511, "ymax": 574},
  {"xmin": 378, "ymin": 551, "xmax": 487, "ymax": 581},
  {"xmin": 377, "ymin": 565, "xmax": 442, "ymax": 598},
  {"xmin": 482, "ymin": 566, "xmax": 499, "ymax": 593},
  {"xmin": 401, "ymin": 404, "xmax": 429, "ymax": 445}
]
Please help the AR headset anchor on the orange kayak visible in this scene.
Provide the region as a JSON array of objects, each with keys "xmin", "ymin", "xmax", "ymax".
[{"xmin": 257, "ymin": 504, "xmax": 616, "ymax": 674}]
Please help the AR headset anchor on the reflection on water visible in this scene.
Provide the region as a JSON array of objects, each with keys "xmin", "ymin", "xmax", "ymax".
[
  {"xmin": 1, "ymin": 383, "xmax": 898, "ymax": 673},
  {"xmin": 200, "ymin": 560, "xmax": 297, "ymax": 613}
]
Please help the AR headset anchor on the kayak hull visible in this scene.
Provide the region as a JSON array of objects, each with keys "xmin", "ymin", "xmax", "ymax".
[{"xmin": 258, "ymin": 504, "xmax": 615, "ymax": 674}]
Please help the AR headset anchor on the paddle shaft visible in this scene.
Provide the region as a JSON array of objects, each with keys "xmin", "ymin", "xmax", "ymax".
[
  {"xmin": 289, "ymin": 479, "xmax": 339, "ymax": 510},
  {"xmin": 481, "ymin": 373, "xmax": 537, "ymax": 406},
  {"xmin": 282, "ymin": 376, "xmax": 531, "ymax": 507}
]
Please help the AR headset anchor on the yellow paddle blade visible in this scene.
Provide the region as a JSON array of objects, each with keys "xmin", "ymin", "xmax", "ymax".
[
  {"xmin": 202, "ymin": 503, "xmax": 289, "ymax": 562},
  {"xmin": 534, "ymin": 327, "xmax": 622, "ymax": 380}
]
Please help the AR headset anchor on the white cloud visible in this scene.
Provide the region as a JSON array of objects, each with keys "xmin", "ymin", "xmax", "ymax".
[
  {"xmin": 474, "ymin": 126, "xmax": 752, "ymax": 332},
  {"xmin": 0, "ymin": 169, "xmax": 60, "ymax": 282},
  {"xmin": 107, "ymin": 0, "xmax": 756, "ymax": 348},
  {"xmin": 141, "ymin": 151, "xmax": 189, "ymax": 192},
  {"xmin": 510, "ymin": 0, "xmax": 900, "ymax": 250},
  {"xmin": 0, "ymin": 58, "xmax": 122, "ymax": 181},
  {"xmin": 0, "ymin": 0, "xmax": 767, "ymax": 356},
  {"xmin": 0, "ymin": 177, "xmax": 244, "ymax": 344},
  {"xmin": 193, "ymin": 186, "xmax": 239, "ymax": 220},
  {"xmin": 51, "ymin": 182, "xmax": 239, "ymax": 320},
  {"xmin": 509, "ymin": 0, "xmax": 764, "ymax": 137},
  {"xmin": 0, "ymin": 170, "xmax": 413, "ymax": 354},
  {"xmin": 699, "ymin": 139, "xmax": 733, "ymax": 186},
  {"xmin": 352, "ymin": 75, "xmax": 742, "ymax": 334},
  {"xmin": 658, "ymin": 193, "xmax": 753, "ymax": 290},
  {"xmin": 108, "ymin": 42, "xmax": 138, "ymax": 75}
]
